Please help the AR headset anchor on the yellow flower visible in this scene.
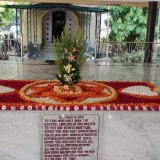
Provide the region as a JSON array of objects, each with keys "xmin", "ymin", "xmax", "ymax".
[
  {"xmin": 64, "ymin": 64, "xmax": 72, "ymax": 73},
  {"xmin": 64, "ymin": 74, "xmax": 72, "ymax": 82}
]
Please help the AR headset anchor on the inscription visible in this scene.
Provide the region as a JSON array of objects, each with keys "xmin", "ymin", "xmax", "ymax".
[{"xmin": 42, "ymin": 114, "xmax": 99, "ymax": 160}]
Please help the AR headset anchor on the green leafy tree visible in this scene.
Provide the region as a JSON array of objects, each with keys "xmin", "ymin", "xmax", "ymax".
[
  {"xmin": 0, "ymin": 2, "xmax": 28, "ymax": 27},
  {"xmin": 0, "ymin": 6, "xmax": 15, "ymax": 26},
  {"xmin": 107, "ymin": 6, "xmax": 148, "ymax": 42}
]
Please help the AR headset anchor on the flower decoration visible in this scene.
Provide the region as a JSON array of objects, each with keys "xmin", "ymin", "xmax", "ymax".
[
  {"xmin": 68, "ymin": 53, "xmax": 75, "ymax": 62},
  {"xmin": 0, "ymin": 80, "xmax": 159, "ymax": 111},
  {"xmin": 54, "ymin": 28, "xmax": 86, "ymax": 86},
  {"xmin": 64, "ymin": 64, "xmax": 72, "ymax": 73}
]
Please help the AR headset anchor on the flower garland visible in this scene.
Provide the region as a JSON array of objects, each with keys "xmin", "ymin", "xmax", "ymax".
[{"xmin": 0, "ymin": 103, "xmax": 160, "ymax": 111}]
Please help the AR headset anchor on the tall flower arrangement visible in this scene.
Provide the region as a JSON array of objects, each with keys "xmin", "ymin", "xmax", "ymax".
[{"xmin": 54, "ymin": 28, "xmax": 86, "ymax": 86}]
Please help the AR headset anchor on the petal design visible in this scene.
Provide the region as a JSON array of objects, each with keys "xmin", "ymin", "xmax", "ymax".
[
  {"xmin": 19, "ymin": 81, "xmax": 117, "ymax": 105},
  {"xmin": 0, "ymin": 85, "xmax": 16, "ymax": 94},
  {"xmin": 119, "ymin": 85, "xmax": 160, "ymax": 99}
]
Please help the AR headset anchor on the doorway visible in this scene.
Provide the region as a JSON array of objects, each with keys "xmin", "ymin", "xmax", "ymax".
[
  {"xmin": 52, "ymin": 11, "xmax": 65, "ymax": 40},
  {"xmin": 42, "ymin": 10, "xmax": 77, "ymax": 43}
]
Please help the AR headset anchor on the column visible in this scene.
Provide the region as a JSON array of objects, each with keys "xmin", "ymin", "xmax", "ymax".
[{"xmin": 144, "ymin": 1, "xmax": 158, "ymax": 63}]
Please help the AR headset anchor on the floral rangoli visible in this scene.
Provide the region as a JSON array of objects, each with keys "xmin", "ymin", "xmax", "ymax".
[
  {"xmin": 0, "ymin": 80, "xmax": 159, "ymax": 111},
  {"xmin": 19, "ymin": 81, "xmax": 117, "ymax": 105}
]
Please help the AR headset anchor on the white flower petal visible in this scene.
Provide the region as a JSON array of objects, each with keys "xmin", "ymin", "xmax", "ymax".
[
  {"xmin": 35, "ymin": 105, "xmax": 39, "ymax": 110},
  {"xmin": 107, "ymin": 106, "xmax": 111, "ymax": 110},
  {"xmin": 120, "ymin": 106, "xmax": 124, "ymax": 110},
  {"xmin": 0, "ymin": 85, "xmax": 15, "ymax": 94},
  {"xmin": 42, "ymin": 105, "xmax": 46, "ymax": 110},
  {"xmin": 83, "ymin": 106, "xmax": 87, "ymax": 110},
  {"xmin": 20, "ymin": 105, "xmax": 25, "ymax": 110},
  {"xmin": 143, "ymin": 106, "xmax": 148, "ymax": 110},
  {"xmin": 60, "ymin": 107, "xmax": 64, "ymax": 111},
  {"xmin": 74, "ymin": 106, "xmax": 79, "ymax": 111},
  {"xmin": 135, "ymin": 106, "xmax": 139, "ymax": 110},
  {"xmin": 11, "ymin": 106, "xmax": 16, "ymax": 110},
  {"xmin": 100, "ymin": 106, "xmax": 104, "ymax": 110},
  {"xmin": 121, "ymin": 86, "xmax": 159, "ymax": 96},
  {"xmin": 48, "ymin": 106, "xmax": 53, "ymax": 110},
  {"xmin": 91, "ymin": 106, "xmax": 96, "ymax": 110},
  {"xmin": 128, "ymin": 106, "xmax": 131, "ymax": 110},
  {"xmin": 27, "ymin": 105, "xmax": 32, "ymax": 110},
  {"xmin": 1, "ymin": 105, "xmax": 6, "ymax": 110}
]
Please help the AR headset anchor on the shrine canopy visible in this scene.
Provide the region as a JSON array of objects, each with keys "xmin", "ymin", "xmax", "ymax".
[
  {"xmin": 1, "ymin": 0, "xmax": 160, "ymax": 7},
  {"xmin": 0, "ymin": 3, "xmax": 110, "ymax": 13}
]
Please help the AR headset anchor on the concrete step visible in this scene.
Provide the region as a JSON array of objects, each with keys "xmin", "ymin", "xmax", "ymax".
[
  {"xmin": 42, "ymin": 46, "xmax": 53, "ymax": 49},
  {"xmin": 40, "ymin": 51, "xmax": 54, "ymax": 54},
  {"xmin": 43, "ymin": 43, "xmax": 53, "ymax": 46},
  {"xmin": 41, "ymin": 48, "xmax": 53, "ymax": 52},
  {"xmin": 38, "ymin": 51, "xmax": 56, "ymax": 60},
  {"xmin": 22, "ymin": 59, "xmax": 47, "ymax": 64}
]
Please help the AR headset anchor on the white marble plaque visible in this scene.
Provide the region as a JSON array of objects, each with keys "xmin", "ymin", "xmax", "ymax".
[{"xmin": 42, "ymin": 114, "xmax": 100, "ymax": 160}]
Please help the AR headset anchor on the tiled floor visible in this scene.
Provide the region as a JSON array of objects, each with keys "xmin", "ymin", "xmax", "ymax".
[
  {"xmin": 0, "ymin": 60, "xmax": 160, "ymax": 88},
  {"xmin": 1, "ymin": 59, "xmax": 160, "ymax": 160}
]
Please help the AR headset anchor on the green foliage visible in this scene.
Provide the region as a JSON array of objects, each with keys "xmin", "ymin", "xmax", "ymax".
[
  {"xmin": 110, "ymin": 51, "xmax": 144, "ymax": 63},
  {"xmin": 108, "ymin": 6, "xmax": 148, "ymax": 42},
  {"xmin": 152, "ymin": 53, "xmax": 160, "ymax": 63},
  {"xmin": 0, "ymin": 6, "xmax": 15, "ymax": 26},
  {"xmin": 0, "ymin": 2, "xmax": 28, "ymax": 27},
  {"xmin": 54, "ymin": 28, "xmax": 86, "ymax": 85}
]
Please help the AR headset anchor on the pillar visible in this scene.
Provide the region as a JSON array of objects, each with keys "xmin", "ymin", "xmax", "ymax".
[{"xmin": 144, "ymin": 1, "xmax": 158, "ymax": 63}]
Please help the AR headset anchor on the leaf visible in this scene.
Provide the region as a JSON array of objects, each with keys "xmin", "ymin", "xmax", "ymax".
[{"xmin": 108, "ymin": 6, "xmax": 148, "ymax": 42}]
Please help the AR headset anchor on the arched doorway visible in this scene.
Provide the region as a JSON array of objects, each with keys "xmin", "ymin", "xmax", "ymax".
[
  {"xmin": 52, "ymin": 11, "xmax": 65, "ymax": 39},
  {"xmin": 42, "ymin": 10, "xmax": 78, "ymax": 43},
  {"xmin": 42, "ymin": 11, "xmax": 65, "ymax": 43}
]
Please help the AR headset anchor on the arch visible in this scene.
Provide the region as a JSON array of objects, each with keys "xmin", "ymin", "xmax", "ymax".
[{"xmin": 41, "ymin": 9, "xmax": 79, "ymax": 43}]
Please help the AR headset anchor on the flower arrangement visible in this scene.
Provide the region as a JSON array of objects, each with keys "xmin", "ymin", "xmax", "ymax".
[
  {"xmin": 0, "ymin": 80, "xmax": 160, "ymax": 111},
  {"xmin": 54, "ymin": 28, "xmax": 86, "ymax": 86}
]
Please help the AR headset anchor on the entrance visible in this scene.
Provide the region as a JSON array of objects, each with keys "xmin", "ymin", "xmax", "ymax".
[
  {"xmin": 52, "ymin": 11, "xmax": 65, "ymax": 39},
  {"xmin": 42, "ymin": 10, "xmax": 77, "ymax": 43}
]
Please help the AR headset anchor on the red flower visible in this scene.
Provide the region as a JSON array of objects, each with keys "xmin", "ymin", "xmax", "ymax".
[{"xmin": 68, "ymin": 54, "xmax": 75, "ymax": 62}]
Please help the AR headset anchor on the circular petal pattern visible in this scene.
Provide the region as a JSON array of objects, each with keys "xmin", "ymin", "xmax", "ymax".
[{"xmin": 19, "ymin": 80, "xmax": 117, "ymax": 105}]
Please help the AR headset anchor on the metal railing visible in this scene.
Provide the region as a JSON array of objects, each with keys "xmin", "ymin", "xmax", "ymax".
[
  {"xmin": 95, "ymin": 41, "xmax": 160, "ymax": 63},
  {"xmin": 0, "ymin": 35, "xmax": 23, "ymax": 61}
]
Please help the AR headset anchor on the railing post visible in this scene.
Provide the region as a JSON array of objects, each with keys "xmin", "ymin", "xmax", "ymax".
[
  {"xmin": 20, "ymin": 34, "xmax": 23, "ymax": 62},
  {"xmin": 106, "ymin": 12, "xmax": 110, "ymax": 64},
  {"xmin": 94, "ymin": 36, "xmax": 97, "ymax": 61}
]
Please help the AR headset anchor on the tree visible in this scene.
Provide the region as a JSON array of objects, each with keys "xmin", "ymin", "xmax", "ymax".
[
  {"xmin": 107, "ymin": 6, "xmax": 148, "ymax": 42},
  {"xmin": 0, "ymin": 2, "xmax": 28, "ymax": 27},
  {"xmin": 0, "ymin": 6, "xmax": 15, "ymax": 26}
]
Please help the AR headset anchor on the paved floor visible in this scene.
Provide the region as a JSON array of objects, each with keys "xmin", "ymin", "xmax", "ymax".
[
  {"xmin": 0, "ymin": 60, "xmax": 160, "ymax": 88},
  {"xmin": 0, "ymin": 60, "xmax": 160, "ymax": 160}
]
